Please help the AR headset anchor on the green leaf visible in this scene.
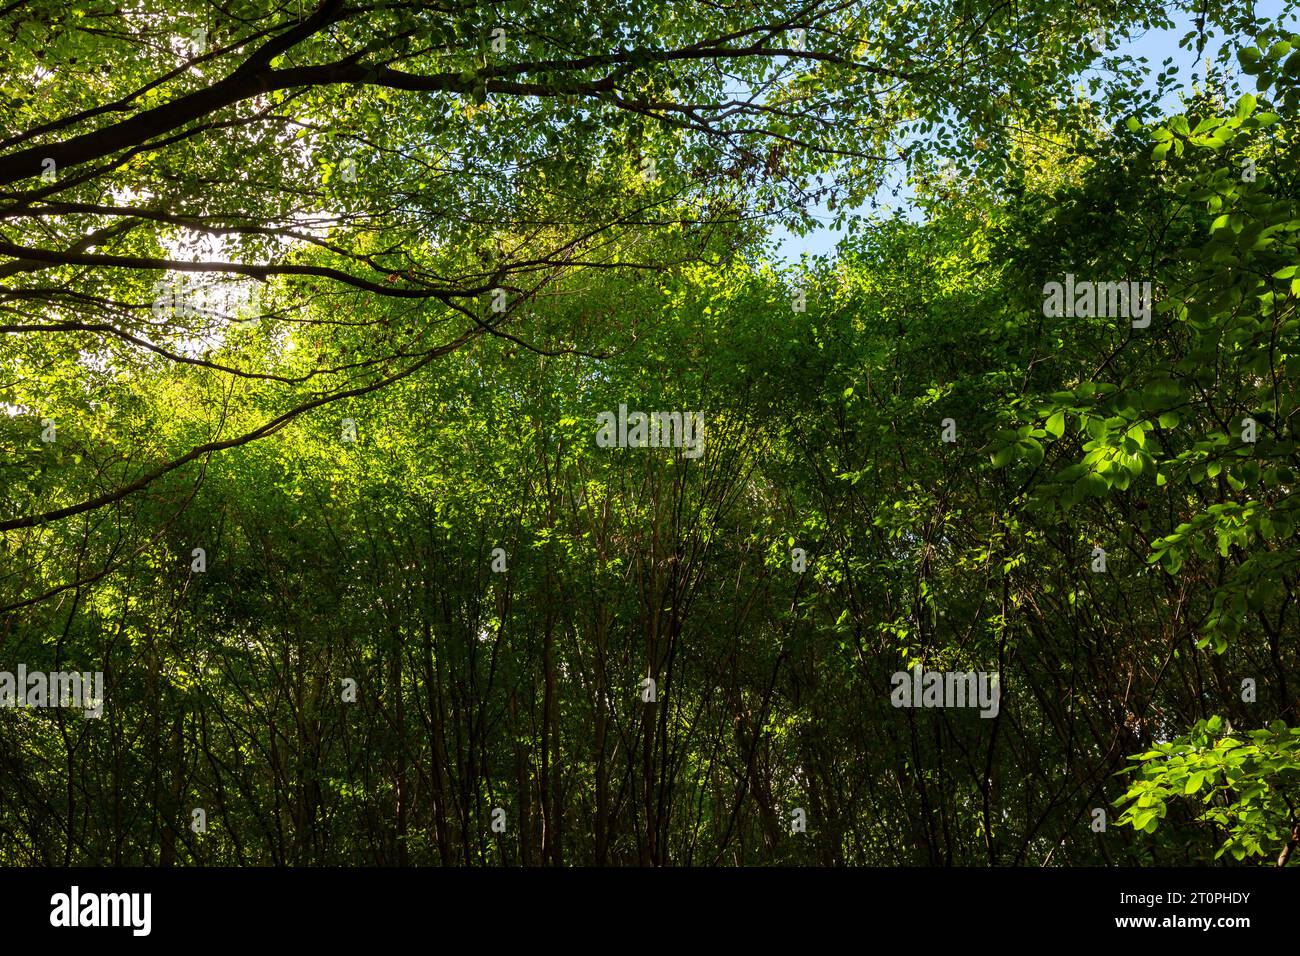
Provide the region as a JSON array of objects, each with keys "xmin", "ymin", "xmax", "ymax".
[
  {"xmin": 1045, "ymin": 411, "xmax": 1066, "ymax": 438},
  {"xmin": 1023, "ymin": 437, "xmax": 1044, "ymax": 466}
]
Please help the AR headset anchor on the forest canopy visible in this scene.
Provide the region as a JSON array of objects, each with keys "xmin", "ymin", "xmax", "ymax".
[{"xmin": 1, "ymin": 0, "xmax": 1298, "ymax": 867}]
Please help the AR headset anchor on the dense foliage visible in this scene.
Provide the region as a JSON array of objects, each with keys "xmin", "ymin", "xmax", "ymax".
[{"xmin": 1, "ymin": 1, "xmax": 1297, "ymax": 865}]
